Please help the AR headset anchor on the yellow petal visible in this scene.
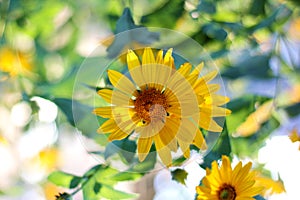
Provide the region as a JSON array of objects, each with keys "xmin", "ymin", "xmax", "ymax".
[
  {"xmin": 163, "ymin": 48, "xmax": 175, "ymax": 69},
  {"xmin": 137, "ymin": 137, "xmax": 153, "ymax": 162},
  {"xmin": 108, "ymin": 128, "xmax": 129, "ymax": 141},
  {"xmin": 98, "ymin": 119, "xmax": 117, "ymax": 133},
  {"xmin": 93, "ymin": 107, "xmax": 112, "ymax": 118},
  {"xmin": 193, "ymin": 129, "xmax": 207, "ymax": 150},
  {"xmin": 142, "ymin": 47, "xmax": 156, "ymax": 86},
  {"xmin": 198, "ymin": 113, "xmax": 223, "ymax": 132},
  {"xmin": 177, "ymin": 63, "xmax": 192, "ymax": 78},
  {"xmin": 107, "ymin": 70, "xmax": 136, "ymax": 95},
  {"xmin": 200, "ymin": 106, "xmax": 231, "ymax": 117},
  {"xmin": 156, "ymin": 50, "xmax": 164, "ymax": 64},
  {"xmin": 205, "ymin": 94, "xmax": 230, "ymax": 106},
  {"xmin": 177, "ymin": 140, "xmax": 190, "ymax": 158},
  {"xmin": 127, "ymin": 50, "xmax": 145, "ymax": 86},
  {"xmin": 97, "ymin": 89, "xmax": 113, "ymax": 103},
  {"xmin": 154, "ymin": 135, "xmax": 172, "ymax": 166}
]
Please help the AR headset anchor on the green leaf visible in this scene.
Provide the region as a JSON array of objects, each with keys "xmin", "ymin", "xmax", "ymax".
[
  {"xmin": 82, "ymin": 165, "xmax": 138, "ymax": 200},
  {"xmin": 107, "ymin": 8, "xmax": 159, "ymax": 58},
  {"xmin": 202, "ymin": 23, "xmax": 227, "ymax": 41},
  {"xmin": 249, "ymin": 0, "xmax": 266, "ymax": 16},
  {"xmin": 254, "ymin": 195, "xmax": 266, "ymax": 200},
  {"xmin": 283, "ymin": 102, "xmax": 300, "ymax": 117},
  {"xmin": 141, "ymin": 0, "xmax": 185, "ymax": 29},
  {"xmin": 221, "ymin": 54, "xmax": 271, "ymax": 79},
  {"xmin": 104, "ymin": 138, "xmax": 137, "ymax": 164},
  {"xmin": 48, "ymin": 171, "xmax": 81, "ymax": 189},
  {"xmin": 110, "ymin": 171, "xmax": 142, "ymax": 181},
  {"xmin": 197, "ymin": 0, "xmax": 216, "ymax": 14},
  {"xmin": 248, "ymin": 5, "xmax": 292, "ymax": 33},
  {"xmin": 171, "ymin": 168, "xmax": 188, "ymax": 185},
  {"xmin": 93, "ymin": 182, "xmax": 102, "ymax": 194},
  {"xmin": 201, "ymin": 122, "xmax": 231, "ymax": 169},
  {"xmin": 131, "ymin": 149, "xmax": 157, "ymax": 173},
  {"xmin": 100, "ymin": 185, "xmax": 138, "ymax": 200}
]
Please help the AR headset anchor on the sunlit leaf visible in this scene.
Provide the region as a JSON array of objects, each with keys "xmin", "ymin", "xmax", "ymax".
[{"xmin": 48, "ymin": 171, "xmax": 81, "ymax": 189}]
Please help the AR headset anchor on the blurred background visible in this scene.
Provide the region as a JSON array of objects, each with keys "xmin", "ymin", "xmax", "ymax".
[{"xmin": 0, "ymin": 0, "xmax": 300, "ymax": 199}]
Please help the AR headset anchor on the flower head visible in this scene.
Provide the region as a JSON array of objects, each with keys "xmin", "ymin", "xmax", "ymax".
[
  {"xmin": 0, "ymin": 46, "xmax": 33, "ymax": 77},
  {"xmin": 196, "ymin": 156, "xmax": 262, "ymax": 200},
  {"xmin": 94, "ymin": 47, "xmax": 230, "ymax": 166}
]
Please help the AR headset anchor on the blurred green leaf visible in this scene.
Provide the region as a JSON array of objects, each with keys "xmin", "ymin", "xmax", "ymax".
[
  {"xmin": 202, "ymin": 23, "xmax": 227, "ymax": 41},
  {"xmin": 100, "ymin": 185, "xmax": 138, "ymax": 200},
  {"xmin": 107, "ymin": 8, "xmax": 159, "ymax": 58},
  {"xmin": 197, "ymin": 0, "xmax": 216, "ymax": 14},
  {"xmin": 283, "ymin": 102, "xmax": 300, "ymax": 117},
  {"xmin": 248, "ymin": 5, "xmax": 292, "ymax": 33},
  {"xmin": 171, "ymin": 168, "xmax": 188, "ymax": 185},
  {"xmin": 141, "ymin": 0, "xmax": 185, "ymax": 29},
  {"xmin": 48, "ymin": 171, "xmax": 81, "ymax": 189},
  {"xmin": 104, "ymin": 138, "xmax": 137, "ymax": 164},
  {"xmin": 201, "ymin": 122, "xmax": 231, "ymax": 169},
  {"xmin": 231, "ymin": 116, "xmax": 280, "ymax": 157},
  {"xmin": 53, "ymin": 98, "xmax": 92, "ymax": 126},
  {"xmin": 222, "ymin": 54, "xmax": 271, "ymax": 79},
  {"xmin": 131, "ymin": 149, "xmax": 156, "ymax": 173},
  {"xmin": 249, "ymin": 0, "xmax": 266, "ymax": 16},
  {"xmin": 110, "ymin": 171, "xmax": 142, "ymax": 181},
  {"xmin": 254, "ymin": 195, "xmax": 266, "ymax": 200}
]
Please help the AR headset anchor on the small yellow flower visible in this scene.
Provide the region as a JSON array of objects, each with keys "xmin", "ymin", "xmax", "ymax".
[
  {"xmin": 0, "ymin": 46, "xmax": 33, "ymax": 77},
  {"xmin": 289, "ymin": 128, "xmax": 300, "ymax": 150},
  {"xmin": 196, "ymin": 156, "xmax": 263, "ymax": 200},
  {"xmin": 94, "ymin": 47, "xmax": 230, "ymax": 166}
]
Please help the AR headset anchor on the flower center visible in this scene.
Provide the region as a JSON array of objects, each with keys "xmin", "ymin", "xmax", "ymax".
[
  {"xmin": 218, "ymin": 184, "xmax": 236, "ymax": 200},
  {"xmin": 134, "ymin": 88, "xmax": 169, "ymax": 124}
]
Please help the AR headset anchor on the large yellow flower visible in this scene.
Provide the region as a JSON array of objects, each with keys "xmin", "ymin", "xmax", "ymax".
[
  {"xmin": 94, "ymin": 47, "xmax": 230, "ymax": 166},
  {"xmin": 196, "ymin": 156, "xmax": 263, "ymax": 200}
]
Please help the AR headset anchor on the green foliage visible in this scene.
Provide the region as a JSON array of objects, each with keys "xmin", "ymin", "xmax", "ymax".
[
  {"xmin": 171, "ymin": 168, "xmax": 188, "ymax": 185},
  {"xmin": 49, "ymin": 165, "xmax": 138, "ymax": 199},
  {"xmin": 107, "ymin": 8, "xmax": 160, "ymax": 58},
  {"xmin": 48, "ymin": 171, "xmax": 81, "ymax": 189},
  {"xmin": 141, "ymin": 0, "xmax": 185, "ymax": 28},
  {"xmin": 201, "ymin": 122, "xmax": 231, "ymax": 169}
]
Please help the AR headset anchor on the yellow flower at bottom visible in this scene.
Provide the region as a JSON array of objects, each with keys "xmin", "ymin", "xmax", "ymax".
[
  {"xmin": 94, "ymin": 47, "xmax": 231, "ymax": 166},
  {"xmin": 196, "ymin": 156, "xmax": 263, "ymax": 200}
]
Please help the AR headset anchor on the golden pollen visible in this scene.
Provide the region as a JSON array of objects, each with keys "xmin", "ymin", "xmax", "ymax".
[
  {"xmin": 218, "ymin": 184, "xmax": 236, "ymax": 200},
  {"xmin": 134, "ymin": 88, "xmax": 168, "ymax": 124}
]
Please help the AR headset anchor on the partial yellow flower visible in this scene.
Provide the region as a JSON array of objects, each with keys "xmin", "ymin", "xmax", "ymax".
[
  {"xmin": 0, "ymin": 46, "xmax": 33, "ymax": 77},
  {"xmin": 255, "ymin": 175, "xmax": 285, "ymax": 197},
  {"xmin": 236, "ymin": 101, "xmax": 273, "ymax": 137},
  {"xmin": 289, "ymin": 128, "xmax": 300, "ymax": 150},
  {"xmin": 94, "ymin": 47, "xmax": 230, "ymax": 166},
  {"xmin": 196, "ymin": 156, "xmax": 263, "ymax": 200}
]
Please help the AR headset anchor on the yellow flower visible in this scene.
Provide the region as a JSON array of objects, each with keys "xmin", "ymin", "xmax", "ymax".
[
  {"xmin": 94, "ymin": 47, "xmax": 230, "ymax": 166},
  {"xmin": 289, "ymin": 128, "xmax": 300, "ymax": 150},
  {"xmin": 255, "ymin": 175, "xmax": 285, "ymax": 197},
  {"xmin": 0, "ymin": 46, "xmax": 33, "ymax": 77},
  {"xmin": 196, "ymin": 156, "xmax": 263, "ymax": 200}
]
